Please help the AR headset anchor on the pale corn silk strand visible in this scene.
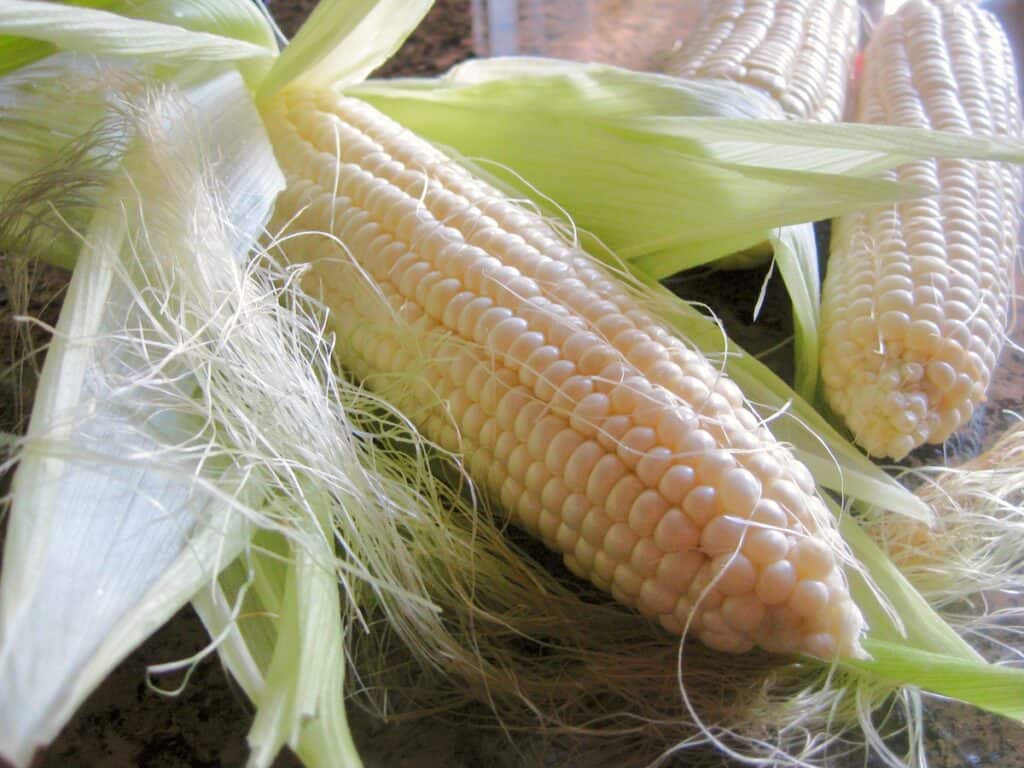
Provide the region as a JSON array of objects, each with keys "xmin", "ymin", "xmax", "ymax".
[
  {"xmin": 865, "ymin": 419, "xmax": 1024, "ymax": 664},
  {"xmin": 820, "ymin": 0, "xmax": 1023, "ymax": 460},
  {"xmin": 256, "ymin": 87, "xmax": 933, "ymax": 768}
]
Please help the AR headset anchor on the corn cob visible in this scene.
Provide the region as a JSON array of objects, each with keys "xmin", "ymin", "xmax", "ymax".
[
  {"xmin": 665, "ymin": 0, "xmax": 861, "ymax": 122},
  {"xmin": 262, "ymin": 87, "xmax": 866, "ymax": 659},
  {"xmin": 820, "ymin": 0, "xmax": 1023, "ymax": 460}
]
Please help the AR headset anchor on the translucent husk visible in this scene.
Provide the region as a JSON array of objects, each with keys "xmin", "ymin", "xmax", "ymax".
[{"xmin": 0, "ymin": 55, "xmax": 298, "ymax": 766}]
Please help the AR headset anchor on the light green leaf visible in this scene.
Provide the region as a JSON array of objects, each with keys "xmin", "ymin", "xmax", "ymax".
[
  {"xmin": 0, "ymin": 54, "xmax": 127, "ymax": 188},
  {"xmin": 641, "ymin": 221, "xmax": 823, "ymax": 402},
  {"xmin": 194, "ymin": 532, "xmax": 361, "ymax": 768},
  {"xmin": 191, "ymin": 535, "xmax": 291, "ymax": 704},
  {"xmin": 635, "ymin": 114, "xmax": 1024, "ymax": 173},
  {"xmin": 352, "ymin": 57, "xmax": 1024, "ymax": 273},
  {"xmin": 768, "ymin": 223, "xmax": 819, "ymax": 403},
  {"xmin": 849, "ymin": 640, "xmax": 1024, "ymax": 722},
  {"xmin": 0, "ymin": 0, "xmax": 121, "ymax": 76},
  {"xmin": 833, "ymin": 504, "xmax": 1024, "ymax": 721},
  {"xmin": 258, "ymin": 0, "xmax": 432, "ymax": 98},
  {"xmin": 0, "ymin": 0, "xmax": 275, "ymax": 81},
  {"xmin": 124, "ymin": 0, "xmax": 278, "ymax": 51},
  {"xmin": 381, "ymin": 55, "xmax": 788, "ymax": 120},
  {"xmin": 246, "ymin": 516, "xmax": 360, "ymax": 768},
  {"xmin": 0, "ymin": 54, "xmax": 137, "ymax": 269},
  {"xmin": 840, "ymin": 513, "xmax": 975, "ymax": 659}
]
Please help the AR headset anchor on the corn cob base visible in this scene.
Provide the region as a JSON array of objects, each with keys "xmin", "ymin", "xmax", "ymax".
[{"xmin": 263, "ymin": 87, "xmax": 866, "ymax": 660}]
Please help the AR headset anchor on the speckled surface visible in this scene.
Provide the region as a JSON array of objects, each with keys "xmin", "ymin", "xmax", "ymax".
[{"xmin": 3, "ymin": 2, "xmax": 1024, "ymax": 767}]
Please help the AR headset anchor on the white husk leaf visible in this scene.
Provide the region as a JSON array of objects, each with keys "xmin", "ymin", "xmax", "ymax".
[{"xmin": 0, "ymin": 66, "xmax": 284, "ymax": 767}]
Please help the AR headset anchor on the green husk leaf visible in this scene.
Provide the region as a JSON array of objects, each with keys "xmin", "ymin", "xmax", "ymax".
[
  {"xmin": 370, "ymin": 55, "xmax": 790, "ymax": 119},
  {"xmin": 0, "ymin": 0, "xmax": 121, "ymax": 76},
  {"xmin": 352, "ymin": 57, "xmax": 1024, "ymax": 273},
  {"xmin": 0, "ymin": 0, "xmax": 276, "ymax": 84},
  {"xmin": 840, "ymin": 512, "xmax": 975, "ymax": 659},
  {"xmin": 636, "ymin": 113, "xmax": 1024, "ymax": 172},
  {"xmin": 257, "ymin": 0, "xmax": 432, "ymax": 98},
  {"xmin": 0, "ymin": 55, "xmax": 141, "ymax": 270},
  {"xmin": 191, "ymin": 560, "xmax": 275, "ymax": 705},
  {"xmin": 0, "ymin": 54, "xmax": 128, "ymax": 188},
  {"xmin": 829, "ymin": 502, "xmax": 1024, "ymax": 724},
  {"xmin": 190, "ymin": 530, "xmax": 296, "ymax": 710},
  {"xmin": 650, "ymin": 222, "xmax": 822, "ymax": 403},
  {"xmin": 352, "ymin": 80, "xmax": 906, "ymax": 272},
  {"xmin": 850, "ymin": 640, "xmax": 1024, "ymax": 722},
  {"xmin": 246, "ymin": 518, "xmax": 360, "ymax": 768}
]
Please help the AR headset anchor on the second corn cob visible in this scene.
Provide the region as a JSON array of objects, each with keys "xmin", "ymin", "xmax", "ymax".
[
  {"xmin": 263, "ymin": 87, "xmax": 866, "ymax": 660},
  {"xmin": 665, "ymin": 0, "xmax": 860, "ymax": 122},
  {"xmin": 820, "ymin": 0, "xmax": 1023, "ymax": 460},
  {"xmin": 663, "ymin": 0, "xmax": 860, "ymax": 271}
]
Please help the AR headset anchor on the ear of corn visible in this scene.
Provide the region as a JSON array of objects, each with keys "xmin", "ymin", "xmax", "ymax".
[
  {"xmin": 665, "ymin": 0, "xmax": 861, "ymax": 123},
  {"xmin": 263, "ymin": 87, "xmax": 867, "ymax": 660},
  {"xmin": 820, "ymin": 0, "xmax": 1023, "ymax": 460}
]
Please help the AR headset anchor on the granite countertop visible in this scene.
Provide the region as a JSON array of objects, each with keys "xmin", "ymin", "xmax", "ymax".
[{"xmin": 4, "ymin": 1, "xmax": 1024, "ymax": 767}]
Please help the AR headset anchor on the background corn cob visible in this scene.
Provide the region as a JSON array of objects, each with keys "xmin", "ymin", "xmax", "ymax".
[
  {"xmin": 664, "ymin": 0, "xmax": 861, "ymax": 123},
  {"xmin": 820, "ymin": 0, "xmax": 1023, "ymax": 460},
  {"xmin": 262, "ymin": 87, "xmax": 866, "ymax": 660},
  {"xmin": 663, "ymin": 0, "xmax": 860, "ymax": 271}
]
